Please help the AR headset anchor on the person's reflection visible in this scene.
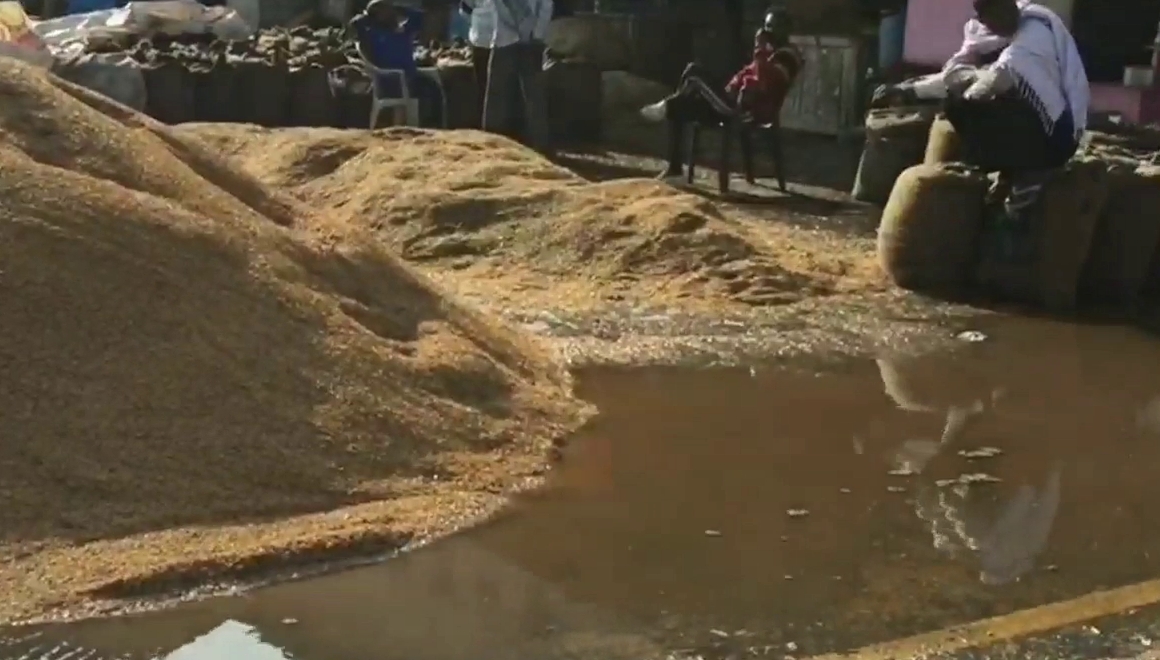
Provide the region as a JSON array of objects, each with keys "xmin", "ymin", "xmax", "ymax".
[
  {"xmin": 876, "ymin": 357, "xmax": 987, "ymax": 476},
  {"xmin": 976, "ymin": 464, "xmax": 1061, "ymax": 584},
  {"xmin": 876, "ymin": 355, "xmax": 1062, "ymax": 585},
  {"xmin": 913, "ymin": 463, "xmax": 1062, "ymax": 585},
  {"xmin": 1137, "ymin": 395, "xmax": 1160, "ymax": 435}
]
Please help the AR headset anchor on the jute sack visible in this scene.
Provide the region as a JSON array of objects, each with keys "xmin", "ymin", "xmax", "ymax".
[
  {"xmin": 1078, "ymin": 163, "xmax": 1160, "ymax": 305},
  {"xmin": 975, "ymin": 157, "xmax": 1109, "ymax": 310},
  {"xmin": 877, "ymin": 163, "xmax": 987, "ymax": 294},
  {"xmin": 853, "ymin": 106, "xmax": 937, "ymax": 204},
  {"xmin": 923, "ymin": 115, "xmax": 961, "ymax": 165}
]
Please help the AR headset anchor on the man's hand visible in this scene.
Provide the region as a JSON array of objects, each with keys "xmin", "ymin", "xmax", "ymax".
[
  {"xmin": 962, "ymin": 69, "xmax": 1003, "ymax": 101},
  {"xmin": 870, "ymin": 83, "xmax": 918, "ymax": 108}
]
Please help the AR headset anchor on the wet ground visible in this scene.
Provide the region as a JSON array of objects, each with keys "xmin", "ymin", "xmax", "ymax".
[{"xmin": 8, "ymin": 317, "xmax": 1160, "ymax": 659}]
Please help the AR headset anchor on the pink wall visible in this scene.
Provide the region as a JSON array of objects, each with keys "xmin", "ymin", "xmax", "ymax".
[
  {"xmin": 1090, "ymin": 83, "xmax": 1160, "ymax": 125},
  {"xmin": 899, "ymin": 0, "xmax": 1160, "ymax": 124},
  {"xmin": 903, "ymin": 0, "xmax": 975, "ymax": 67}
]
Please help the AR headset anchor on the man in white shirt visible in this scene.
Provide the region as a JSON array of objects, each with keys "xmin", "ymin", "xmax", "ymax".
[
  {"xmin": 482, "ymin": 0, "xmax": 553, "ymax": 154},
  {"xmin": 872, "ymin": 0, "xmax": 1088, "ymax": 235},
  {"xmin": 460, "ymin": 0, "xmax": 496, "ymax": 125}
]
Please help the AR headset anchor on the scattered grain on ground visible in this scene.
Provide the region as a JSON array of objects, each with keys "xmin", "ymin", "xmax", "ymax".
[{"xmin": 181, "ymin": 125, "xmax": 886, "ymax": 312}]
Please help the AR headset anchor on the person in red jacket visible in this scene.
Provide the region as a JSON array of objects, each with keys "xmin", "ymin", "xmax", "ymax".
[{"xmin": 639, "ymin": 11, "xmax": 801, "ymax": 181}]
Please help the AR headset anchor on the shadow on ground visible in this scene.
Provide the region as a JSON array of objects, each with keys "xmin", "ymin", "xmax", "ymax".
[
  {"xmin": 595, "ymin": 115, "xmax": 865, "ymax": 193},
  {"xmin": 555, "ymin": 140, "xmax": 879, "ymax": 238}
]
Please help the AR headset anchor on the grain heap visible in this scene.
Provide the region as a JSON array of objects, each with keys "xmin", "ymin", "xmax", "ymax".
[
  {"xmin": 0, "ymin": 57, "xmax": 588, "ymax": 621},
  {"xmin": 183, "ymin": 124, "xmax": 883, "ymax": 311}
]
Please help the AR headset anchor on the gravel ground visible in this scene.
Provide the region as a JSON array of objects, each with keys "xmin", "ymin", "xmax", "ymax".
[
  {"xmin": 501, "ymin": 289, "xmax": 988, "ymax": 368},
  {"xmin": 4, "ymin": 609, "xmax": 1160, "ymax": 660},
  {"xmin": 584, "ymin": 607, "xmax": 1160, "ymax": 660},
  {"xmin": 926, "ymin": 608, "xmax": 1160, "ymax": 660}
]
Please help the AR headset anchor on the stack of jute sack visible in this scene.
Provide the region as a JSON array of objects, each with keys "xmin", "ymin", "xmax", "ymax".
[{"xmin": 876, "ymin": 119, "xmax": 1160, "ymax": 312}]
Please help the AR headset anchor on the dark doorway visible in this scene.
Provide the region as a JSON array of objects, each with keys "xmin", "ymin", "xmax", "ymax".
[{"xmin": 1070, "ymin": 0, "xmax": 1160, "ymax": 83}]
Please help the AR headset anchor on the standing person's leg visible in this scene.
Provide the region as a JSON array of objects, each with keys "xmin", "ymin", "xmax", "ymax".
[
  {"xmin": 514, "ymin": 40, "xmax": 552, "ymax": 154},
  {"xmin": 482, "ymin": 45, "xmax": 517, "ymax": 136},
  {"xmin": 471, "ymin": 46, "xmax": 490, "ymax": 126},
  {"xmin": 410, "ymin": 73, "xmax": 444, "ymax": 127}
]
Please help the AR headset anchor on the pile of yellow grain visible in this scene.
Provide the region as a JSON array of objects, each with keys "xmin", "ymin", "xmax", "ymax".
[
  {"xmin": 0, "ymin": 57, "xmax": 588, "ymax": 622},
  {"xmin": 184, "ymin": 124, "xmax": 882, "ymax": 310}
]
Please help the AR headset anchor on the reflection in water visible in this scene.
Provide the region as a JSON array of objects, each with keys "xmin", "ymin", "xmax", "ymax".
[
  {"xmin": 34, "ymin": 540, "xmax": 655, "ymax": 660},
  {"xmin": 166, "ymin": 621, "xmax": 291, "ymax": 660},
  {"xmin": 878, "ymin": 356, "xmax": 1063, "ymax": 585},
  {"xmin": 14, "ymin": 319, "xmax": 1160, "ymax": 660},
  {"xmin": 878, "ymin": 357, "xmax": 988, "ymax": 475},
  {"xmin": 1138, "ymin": 395, "xmax": 1160, "ymax": 434},
  {"xmin": 977, "ymin": 465, "xmax": 1062, "ymax": 585},
  {"xmin": 914, "ymin": 465, "xmax": 1062, "ymax": 585},
  {"xmin": 0, "ymin": 621, "xmax": 298, "ymax": 660}
]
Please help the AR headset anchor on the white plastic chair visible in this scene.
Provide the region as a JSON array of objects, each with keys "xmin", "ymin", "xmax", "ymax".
[
  {"xmin": 362, "ymin": 58, "xmax": 449, "ymax": 129},
  {"xmin": 363, "ymin": 60, "xmax": 419, "ymax": 128}
]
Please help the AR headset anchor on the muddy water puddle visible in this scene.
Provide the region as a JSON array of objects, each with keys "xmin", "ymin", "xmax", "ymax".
[{"xmin": 13, "ymin": 319, "xmax": 1160, "ymax": 660}]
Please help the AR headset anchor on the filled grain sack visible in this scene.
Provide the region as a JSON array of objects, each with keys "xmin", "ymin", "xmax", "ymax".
[
  {"xmin": 1078, "ymin": 163, "xmax": 1160, "ymax": 305},
  {"xmin": 877, "ymin": 162, "xmax": 987, "ymax": 294},
  {"xmin": 602, "ymin": 70, "xmax": 669, "ymax": 121},
  {"xmin": 546, "ymin": 59, "xmax": 603, "ymax": 144},
  {"xmin": 853, "ymin": 106, "xmax": 937, "ymax": 205},
  {"xmin": 546, "ymin": 14, "xmax": 633, "ymax": 71},
  {"xmin": 975, "ymin": 157, "xmax": 1109, "ymax": 310},
  {"xmin": 52, "ymin": 52, "xmax": 147, "ymax": 112},
  {"xmin": 288, "ymin": 63, "xmax": 337, "ymax": 127},
  {"xmin": 923, "ymin": 114, "xmax": 961, "ymax": 165},
  {"xmin": 140, "ymin": 59, "xmax": 195, "ymax": 124}
]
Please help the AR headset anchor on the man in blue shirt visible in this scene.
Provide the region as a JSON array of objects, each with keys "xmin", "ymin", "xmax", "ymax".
[
  {"xmin": 351, "ymin": 0, "xmax": 443, "ymax": 127},
  {"xmin": 64, "ymin": 0, "xmax": 121, "ymax": 14}
]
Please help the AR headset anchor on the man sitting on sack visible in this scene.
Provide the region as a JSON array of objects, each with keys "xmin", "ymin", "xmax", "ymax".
[{"xmin": 872, "ymin": 0, "xmax": 1088, "ymax": 232}]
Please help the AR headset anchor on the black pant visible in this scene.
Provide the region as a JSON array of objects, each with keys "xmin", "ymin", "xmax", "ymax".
[
  {"xmin": 472, "ymin": 46, "xmax": 490, "ymax": 118},
  {"xmin": 663, "ymin": 65, "xmax": 735, "ymax": 172},
  {"xmin": 410, "ymin": 73, "xmax": 444, "ymax": 128},
  {"xmin": 483, "ymin": 42, "xmax": 549, "ymax": 151},
  {"xmin": 943, "ymin": 94, "xmax": 1078, "ymax": 174},
  {"xmin": 473, "ymin": 46, "xmax": 527, "ymax": 133}
]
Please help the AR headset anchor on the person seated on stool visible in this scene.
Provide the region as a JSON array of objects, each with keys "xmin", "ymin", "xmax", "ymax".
[
  {"xmin": 351, "ymin": 0, "xmax": 444, "ymax": 127},
  {"xmin": 638, "ymin": 11, "xmax": 801, "ymax": 183}
]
